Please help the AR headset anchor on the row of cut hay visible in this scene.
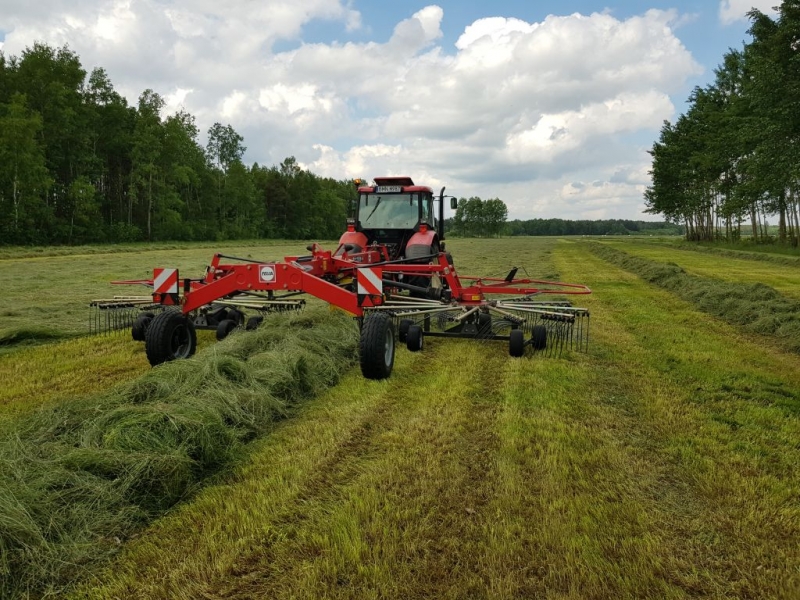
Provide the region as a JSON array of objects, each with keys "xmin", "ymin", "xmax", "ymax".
[
  {"xmin": 588, "ymin": 243, "xmax": 800, "ymax": 352},
  {"xmin": 0, "ymin": 327, "xmax": 71, "ymax": 347},
  {"xmin": 0, "ymin": 307, "xmax": 359, "ymax": 599},
  {"xmin": 664, "ymin": 239, "xmax": 800, "ymax": 266}
]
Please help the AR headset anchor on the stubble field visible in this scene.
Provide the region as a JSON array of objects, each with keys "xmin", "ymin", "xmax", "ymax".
[{"xmin": 0, "ymin": 237, "xmax": 798, "ymax": 599}]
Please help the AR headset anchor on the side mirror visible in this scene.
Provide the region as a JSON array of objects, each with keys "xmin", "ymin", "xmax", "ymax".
[{"xmin": 450, "ymin": 197, "xmax": 458, "ymax": 210}]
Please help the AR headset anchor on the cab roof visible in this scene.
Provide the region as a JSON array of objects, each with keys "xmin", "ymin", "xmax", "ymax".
[{"xmin": 358, "ymin": 176, "xmax": 433, "ymax": 194}]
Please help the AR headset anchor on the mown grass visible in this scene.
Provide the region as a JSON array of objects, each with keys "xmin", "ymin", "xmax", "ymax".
[
  {"xmin": 0, "ymin": 307, "xmax": 358, "ymax": 599},
  {"xmin": 0, "ymin": 238, "xmax": 321, "ymax": 260},
  {"xmin": 70, "ymin": 239, "xmax": 800, "ymax": 599},
  {"xmin": 587, "ymin": 241, "xmax": 800, "ymax": 353},
  {"xmin": 0, "ymin": 335, "xmax": 149, "ymax": 418},
  {"xmin": 0, "ymin": 240, "xmax": 335, "ymax": 342},
  {"xmin": 599, "ymin": 238, "xmax": 800, "ymax": 300}
]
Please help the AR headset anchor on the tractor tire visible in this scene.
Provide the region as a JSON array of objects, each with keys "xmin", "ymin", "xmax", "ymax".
[
  {"xmin": 145, "ymin": 310, "xmax": 197, "ymax": 366},
  {"xmin": 406, "ymin": 325, "xmax": 423, "ymax": 352},
  {"xmin": 360, "ymin": 312, "xmax": 395, "ymax": 380},
  {"xmin": 131, "ymin": 312, "xmax": 155, "ymax": 341},
  {"xmin": 531, "ymin": 325, "xmax": 547, "ymax": 351},
  {"xmin": 509, "ymin": 329, "xmax": 525, "ymax": 357},
  {"xmin": 398, "ymin": 318, "xmax": 413, "ymax": 342},
  {"xmin": 216, "ymin": 319, "xmax": 237, "ymax": 341},
  {"xmin": 245, "ymin": 315, "xmax": 264, "ymax": 331}
]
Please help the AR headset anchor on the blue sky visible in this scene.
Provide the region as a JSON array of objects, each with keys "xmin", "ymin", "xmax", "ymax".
[{"xmin": 0, "ymin": 0, "xmax": 780, "ymax": 220}]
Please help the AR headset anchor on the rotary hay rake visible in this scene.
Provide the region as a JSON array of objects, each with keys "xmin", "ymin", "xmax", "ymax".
[
  {"xmin": 92, "ymin": 248, "xmax": 590, "ymax": 380},
  {"xmin": 90, "ymin": 177, "xmax": 591, "ymax": 379}
]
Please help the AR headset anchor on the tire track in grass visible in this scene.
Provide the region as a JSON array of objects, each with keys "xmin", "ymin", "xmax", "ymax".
[{"xmin": 216, "ymin": 342, "xmax": 505, "ymax": 599}]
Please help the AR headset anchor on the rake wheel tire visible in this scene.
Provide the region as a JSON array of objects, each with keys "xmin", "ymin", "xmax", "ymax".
[
  {"xmin": 145, "ymin": 311, "xmax": 197, "ymax": 366},
  {"xmin": 360, "ymin": 312, "xmax": 395, "ymax": 380},
  {"xmin": 509, "ymin": 329, "xmax": 525, "ymax": 357},
  {"xmin": 406, "ymin": 325, "xmax": 423, "ymax": 352},
  {"xmin": 478, "ymin": 312, "xmax": 492, "ymax": 334},
  {"xmin": 398, "ymin": 318, "xmax": 413, "ymax": 342},
  {"xmin": 216, "ymin": 319, "xmax": 237, "ymax": 341},
  {"xmin": 131, "ymin": 312, "xmax": 155, "ymax": 342},
  {"xmin": 531, "ymin": 325, "xmax": 547, "ymax": 350},
  {"xmin": 246, "ymin": 315, "xmax": 264, "ymax": 331},
  {"xmin": 227, "ymin": 309, "xmax": 245, "ymax": 326}
]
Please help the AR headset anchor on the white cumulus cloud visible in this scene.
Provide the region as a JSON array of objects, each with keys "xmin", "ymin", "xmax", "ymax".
[
  {"xmin": 0, "ymin": 3, "xmax": 703, "ymax": 219},
  {"xmin": 719, "ymin": 0, "xmax": 779, "ymax": 25}
]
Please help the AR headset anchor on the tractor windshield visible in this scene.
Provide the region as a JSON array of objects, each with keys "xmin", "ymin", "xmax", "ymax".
[{"xmin": 358, "ymin": 193, "xmax": 432, "ymax": 229}]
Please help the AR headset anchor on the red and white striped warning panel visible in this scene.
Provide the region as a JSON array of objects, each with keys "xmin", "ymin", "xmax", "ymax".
[
  {"xmin": 153, "ymin": 268, "xmax": 179, "ymax": 294},
  {"xmin": 357, "ymin": 266, "xmax": 383, "ymax": 295}
]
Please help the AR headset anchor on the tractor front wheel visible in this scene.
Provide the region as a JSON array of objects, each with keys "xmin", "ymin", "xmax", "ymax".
[
  {"xmin": 360, "ymin": 312, "xmax": 395, "ymax": 380},
  {"xmin": 145, "ymin": 310, "xmax": 197, "ymax": 366}
]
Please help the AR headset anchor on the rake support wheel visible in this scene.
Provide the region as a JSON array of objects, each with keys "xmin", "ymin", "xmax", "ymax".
[
  {"xmin": 360, "ymin": 312, "xmax": 395, "ymax": 380},
  {"xmin": 406, "ymin": 324, "xmax": 423, "ymax": 352},
  {"xmin": 131, "ymin": 312, "xmax": 155, "ymax": 342},
  {"xmin": 216, "ymin": 319, "xmax": 237, "ymax": 341},
  {"xmin": 509, "ymin": 328, "xmax": 525, "ymax": 357},
  {"xmin": 398, "ymin": 318, "xmax": 413, "ymax": 342},
  {"xmin": 145, "ymin": 310, "xmax": 197, "ymax": 366},
  {"xmin": 246, "ymin": 315, "xmax": 264, "ymax": 331},
  {"xmin": 531, "ymin": 324, "xmax": 547, "ymax": 351}
]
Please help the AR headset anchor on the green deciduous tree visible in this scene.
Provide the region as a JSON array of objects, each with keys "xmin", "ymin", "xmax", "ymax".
[{"xmin": 0, "ymin": 94, "xmax": 52, "ymax": 243}]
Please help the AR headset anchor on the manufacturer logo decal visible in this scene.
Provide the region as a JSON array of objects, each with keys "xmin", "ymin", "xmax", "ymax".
[{"xmin": 259, "ymin": 265, "xmax": 276, "ymax": 282}]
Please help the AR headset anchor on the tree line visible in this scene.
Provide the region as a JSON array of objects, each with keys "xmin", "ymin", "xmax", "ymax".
[
  {"xmin": 646, "ymin": 2, "xmax": 800, "ymax": 244},
  {"xmin": 0, "ymin": 43, "xmax": 357, "ymax": 245},
  {"xmin": 505, "ymin": 219, "xmax": 682, "ymax": 237}
]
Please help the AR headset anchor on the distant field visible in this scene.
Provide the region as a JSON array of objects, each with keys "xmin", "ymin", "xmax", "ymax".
[
  {"xmin": 1, "ymin": 237, "xmax": 798, "ymax": 599},
  {"xmin": 0, "ymin": 240, "xmax": 331, "ymax": 341}
]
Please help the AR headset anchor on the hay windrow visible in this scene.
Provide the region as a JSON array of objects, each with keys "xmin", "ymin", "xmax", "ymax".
[
  {"xmin": 587, "ymin": 243, "xmax": 800, "ymax": 352},
  {"xmin": 0, "ymin": 327, "xmax": 70, "ymax": 347},
  {"xmin": 0, "ymin": 307, "xmax": 358, "ymax": 598}
]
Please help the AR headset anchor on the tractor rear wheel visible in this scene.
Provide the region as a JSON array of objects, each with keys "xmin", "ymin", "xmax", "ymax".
[
  {"xmin": 406, "ymin": 325, "xmax": 423, "ymax": 352},
  {"xmin": 131, "ymin": 312, "xmax": 155, "ymax": 341},
  {"xmin": 509, "ymin": 329, "xmax": 525, "ymax": 357},
  {"xmin": 360, "ymin": 312, "xmax": 395, "ymax": 380},
  {"xmin": 531, "ymin": 325, "xmax": 547, "ymax": 350},
  {"xmin": 145, "ymin": 310, "xmax": 197, "ymax": 366},
  {"xmin": 216, "ymin": 319, "xmax": 237, "ymax": 340}
]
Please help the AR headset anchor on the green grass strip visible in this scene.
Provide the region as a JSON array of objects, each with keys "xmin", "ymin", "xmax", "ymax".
[
  {"xmin": 646, "ymin": 238, "xmax": 800, "ymax": 267},
  {"xmin": 0, "ymin": 307, "xmax": 358, "ymax": 598},
  {"xmin": 587, "ymin": 242, "xmax": 800, "ymax": 353}
]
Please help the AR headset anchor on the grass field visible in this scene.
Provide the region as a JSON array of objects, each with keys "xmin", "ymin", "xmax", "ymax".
[
  {"xmin": 1, "ymin": 237, "xmax": 798, "ymax": 599},
  {"xmin": 597, "ymin": 238, "xmax": 800, "ymax": 300}
]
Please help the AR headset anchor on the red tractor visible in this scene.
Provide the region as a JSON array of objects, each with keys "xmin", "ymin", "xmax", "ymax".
[{"xmin": 94, "ymin": 177, "xmax": 591, "ymax": 380}]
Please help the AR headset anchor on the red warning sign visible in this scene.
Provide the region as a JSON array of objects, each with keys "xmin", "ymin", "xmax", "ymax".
[
  {"xmin": 153, "ymin": 268, "xmax": 179, "ymax": 294},
  {"xmin": 357, "ymin": 267, "xmax": 383, "ymax": 295}
]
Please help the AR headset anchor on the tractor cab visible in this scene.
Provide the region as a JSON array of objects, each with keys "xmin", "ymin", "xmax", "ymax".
[{"xmin": 337, "ymin": 177, "xmax": 447, "ymax": 261}]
